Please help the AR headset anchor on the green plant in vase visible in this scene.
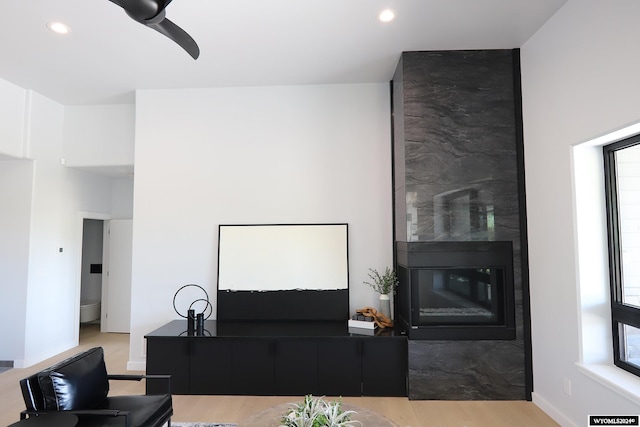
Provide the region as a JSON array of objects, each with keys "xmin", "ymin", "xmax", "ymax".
[
  {"xmin": 364, "ymin": 267, "xmax": 399, "ymax": 320},
  {"xmin": 280, "ymin": 395, "xmax": 360, "ymax": 427},
  {"xmin": 363, "ymin": 267, "xmax": 399, "ymax": 295}
]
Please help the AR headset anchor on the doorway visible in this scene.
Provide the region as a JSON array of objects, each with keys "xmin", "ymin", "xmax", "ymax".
[
  {"xmin": 77, "ymin": 215, "xmax": 133, "ymax": 344},
  {"xmin": 80, "ymin": 219, "xmax": 104, "ymax": 326}
]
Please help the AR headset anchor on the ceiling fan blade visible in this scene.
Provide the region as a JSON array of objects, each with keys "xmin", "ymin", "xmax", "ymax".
[
  {"xmin": 106, "ymin": 0, "xmax": 200, "ymax": 59},
  {"xmin": 147, "ymin": 18, "xmax": 200, "ymax": 59}
]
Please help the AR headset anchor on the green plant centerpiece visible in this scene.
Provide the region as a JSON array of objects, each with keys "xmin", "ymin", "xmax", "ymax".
[
  {"xmin": 280, "ymin": 395, "xmax": 360, "ymax": 427},
  {"xmin": 363, "ymin": 267, "xmax": 399, "ymax": 295}
]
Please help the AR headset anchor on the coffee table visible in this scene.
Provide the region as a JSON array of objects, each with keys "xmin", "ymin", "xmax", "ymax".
[
  {"xmin": 239, "ymin": 403, "xmax": 397, "ymax": 427},
  {"xmin": 8, "ymin": 413, "xmax": 78, "ymax": 427}
]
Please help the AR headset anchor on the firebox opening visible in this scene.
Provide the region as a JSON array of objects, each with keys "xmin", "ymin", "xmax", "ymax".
[
  {"xmin": 413, "ymin": 267, "xmax": 505, "ymax": 326},
  {"xmin": 396, "ymin": 241, "xmax": 516, "ymax": 340}
]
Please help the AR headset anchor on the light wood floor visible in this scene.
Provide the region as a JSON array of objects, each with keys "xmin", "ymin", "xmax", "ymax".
[{"xmin": 0, "ymin": 324, "xmax": 559, "ymax": 427}]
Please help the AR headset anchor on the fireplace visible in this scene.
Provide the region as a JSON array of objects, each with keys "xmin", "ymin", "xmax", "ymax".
[{"xmin": 396, "ymin": 241, "xmax": 515, "ymax": 340}]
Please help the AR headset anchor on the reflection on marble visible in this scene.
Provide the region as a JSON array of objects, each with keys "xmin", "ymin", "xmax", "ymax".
[
  {"xmin": 399, "ymin": 50, "xmax": 519, "ymax": 243},
  {"xmin": 393, "ymin": 69, "xmax": 409, "ymax": 242}
]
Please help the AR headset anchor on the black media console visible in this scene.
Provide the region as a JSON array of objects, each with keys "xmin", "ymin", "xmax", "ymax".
[
  {"xmin": 145, "ymin": 320, "xmax": 407, "ymax": 396},
  {"xmin": 148, "ymin": 224, "xmax": 407, "ymax": 396}
]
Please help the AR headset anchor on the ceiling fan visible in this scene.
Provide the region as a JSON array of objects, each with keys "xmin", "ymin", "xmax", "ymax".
[{"xmin": 108, "ymin": 0, "xmax": 200, "ymax": 59}]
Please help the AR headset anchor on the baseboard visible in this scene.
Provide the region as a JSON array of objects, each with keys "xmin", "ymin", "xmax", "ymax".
[
  {"xmin": 127, "ymin": 360, "xmax": 146, "ymax": 371},
  {"xmin": 532, "ymin": 391, "xmax": 578, "ymax": 427}
]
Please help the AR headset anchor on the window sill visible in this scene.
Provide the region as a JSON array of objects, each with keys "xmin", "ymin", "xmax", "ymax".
[{"xmin": 577, "ymin": 362, "xmax": 640, "ymax": 405}]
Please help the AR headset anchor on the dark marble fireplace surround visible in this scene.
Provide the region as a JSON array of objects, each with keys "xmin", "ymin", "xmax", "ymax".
[{"xmin": 392, "ymin": 50, "xmax": 530, "ymax": 400}]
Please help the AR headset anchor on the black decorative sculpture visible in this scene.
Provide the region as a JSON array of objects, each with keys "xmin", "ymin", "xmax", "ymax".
[{"xmin": 172, "ymin": 284, "xmax": 212, "ymax": 335}]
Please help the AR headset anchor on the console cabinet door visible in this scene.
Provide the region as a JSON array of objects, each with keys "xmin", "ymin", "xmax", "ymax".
[
  {"xmin": 190, "ymin": 339, "xmax": 233, "ymax": 394},
  {"xmin": 274, "ymin": 338, "xmax": 318, "ymax": 395},
  {"xmin": 361, "ymin": 337, "xmax": 407, "ymax": 396},
  {"xmin": 231, "ymin": 338, "xmax": 275, "ymax": 395},
  {"xmin": 146, "ymin": 338, "xmax": 190, "ymax": 394},
  {"xmin": 318, "ymin": 338, "xmax": 362, "ymax": 396}
]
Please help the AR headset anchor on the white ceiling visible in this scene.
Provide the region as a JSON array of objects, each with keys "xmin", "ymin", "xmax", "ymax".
[{"xmin": 0, "ymin": 0, "xmax": 567, "ymax": 106}]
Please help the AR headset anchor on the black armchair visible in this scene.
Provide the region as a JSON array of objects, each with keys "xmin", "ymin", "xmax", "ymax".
[{"xmin": 19, "ymin": 347, "xmax": 172, "ymax": 427}]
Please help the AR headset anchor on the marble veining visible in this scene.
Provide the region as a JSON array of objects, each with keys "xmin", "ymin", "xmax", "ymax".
[
  {"xmin": 393, "ymin": 50, "xmax": 528, "ymax": 400},
  {"xmin": 408, "ymin": 340, "xmax": 526, "ymax": 400}
]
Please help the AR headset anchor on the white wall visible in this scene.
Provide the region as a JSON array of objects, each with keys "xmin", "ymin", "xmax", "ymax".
[
  {"xmin": 0, "ymin": 81, "xmax": 119, "ymax": 367},
  {"xmin": 0, "ymin": 75, "xmax": 135, "ymax": 367},
  {"xmin": 0, "ymin": 78, "xmax": 26, "ymax": 158},
  {"xmin": 111, "ymin": 177, "xmax": 134, "ymax": 219},
  {"xmin": 0, "ymin": 159, "xmax": 33, "ymax": 362},
  {"xmin": 521, "ymin": 0, "xmax": 640, "ymax": 425},
  {"xmin": 14, "ymin": 91, "xmax": 114, "ymax": 367},
  {"xmin": 63, "ymin": 104, "xmax": 135, "ymax": 167},
  {"xmin": 128, "ymin": 83, "xmax": 393, "ymax": 367}
]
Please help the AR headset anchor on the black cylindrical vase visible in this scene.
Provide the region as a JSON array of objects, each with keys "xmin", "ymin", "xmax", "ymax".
[
  {"xmin": 187, "ymin": 309, "xmax": 195, "ymax": 334},
  {"xmin": 196, "ymin": 313, "xmax": 204, "ymax": 335}
]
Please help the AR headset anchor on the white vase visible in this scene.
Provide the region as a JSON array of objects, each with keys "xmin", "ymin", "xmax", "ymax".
[{"xmin": 379, "ymin": 293, "xmax": 391, "ymax": 318}]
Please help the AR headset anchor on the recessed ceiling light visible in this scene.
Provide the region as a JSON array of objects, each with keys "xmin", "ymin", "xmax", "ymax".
[
  {"xmin": 378, "ymin": 9, "xmax": 396, "ymax": 23},
  {"xmin": 47, "ymin": 21, "xmax": 71, "ymax": 35}
]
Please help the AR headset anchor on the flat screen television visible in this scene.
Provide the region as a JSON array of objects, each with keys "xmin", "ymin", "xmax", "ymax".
[{"xmin": 216, "ymin": 224, "xmax": 349, "ymax": 321}]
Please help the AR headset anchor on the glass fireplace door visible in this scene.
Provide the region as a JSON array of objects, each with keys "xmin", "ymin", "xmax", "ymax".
[{"xmin": 411, "ymin": 267, "xmax": 505, "ymax": 326}]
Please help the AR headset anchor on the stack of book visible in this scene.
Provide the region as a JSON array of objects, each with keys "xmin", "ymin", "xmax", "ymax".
[{"xmin": 348, "ymin": 314, "xmax": 377, "ymax": 335}]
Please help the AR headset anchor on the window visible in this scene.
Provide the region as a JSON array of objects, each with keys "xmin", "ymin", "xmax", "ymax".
[{"xmin": 604, "ymin": 135, "xmax": 640, "ymax": 377}]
